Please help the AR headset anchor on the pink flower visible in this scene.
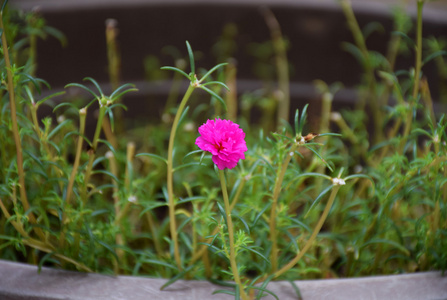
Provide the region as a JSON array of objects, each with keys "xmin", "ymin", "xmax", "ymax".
[{"xmin": 196, "ymin": 119, "xmax": 247, "ymax": 170}]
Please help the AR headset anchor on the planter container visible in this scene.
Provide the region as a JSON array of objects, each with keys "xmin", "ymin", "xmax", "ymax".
[
  {"xmin": 0, "ymin": 260, "xmax": 446, "ymax": 300},
  {"xmin": 4, "ymin": 2, "xmax": 447, "ymax": 299}
]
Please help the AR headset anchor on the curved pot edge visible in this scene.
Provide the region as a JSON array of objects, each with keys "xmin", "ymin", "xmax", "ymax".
[
  {"xmin": 11, "ymin": 0, "xmax": 447, "ymax": 24},
  {"xmin": 0, "ymin": 260, "xmax": 446, "ymax": 300}
]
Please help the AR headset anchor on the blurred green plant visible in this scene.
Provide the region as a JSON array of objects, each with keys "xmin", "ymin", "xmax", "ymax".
[{"xmin": 0, "ymin": 0, "xmax": 446, "ymax": 299}]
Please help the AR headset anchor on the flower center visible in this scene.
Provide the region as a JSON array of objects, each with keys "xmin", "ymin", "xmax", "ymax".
[{"xmin": 216, "ymin": 142, "xmax": 224, "ymax": 152}]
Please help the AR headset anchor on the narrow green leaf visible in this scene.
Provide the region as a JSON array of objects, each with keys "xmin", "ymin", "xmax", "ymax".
[
  {"xmin": 186, "ymin": 41, "xmax": 195, "ymax": 75},
  {"xmin": 135, "ymin": 153, "xmax": 167, "ymax": 164},
  {"xmin": 298, "ymin": 104, "xmax": 309, "ymax": 136},
  {"xmin": 1, "ymin": 0, "xmax": 9, "ymax": 13},
  {"xmin": 160, "ymin": 66, "xmax": 190, "ymax": 80},
  {"xmin": 208, "ymin": 278, "xmax": 236, "ymax": 288},
  {"xmin": 247, "ymin": 285, "xmax": 279, "ymax": 300},
  {"xmin": 423, "ymin": 50, "xmax": 447, "ymax": 66},
  {"xmin": 212, "ymin": 290, "xmax": 235, "ymax": 296},
  {"xmin": 64, "ymin": 82, "xmax": 99, "ymax": 100},
  {"xmin": 63, "ymin": 131, "xmax": 92, "ymax": 147},
  {"xmin": 318, "ymin": 133, "xmax": 342, "ymax": 137},
  {"xmin": 53, "ymin": 102, "xmax": 79, "ymax": 113},
  {"xmin": 109, "ymin": 83, "xmax": 137, "ymax": 100},
  {"xmin": 107, "ymin": 108, "xmax": 115, "ymax": 132},
  {"xmin": 83, "ymin": 77, "xmax": 104, "ymax": 97},
  {"xmin": 139, "ymin": 259, "xmax": 178, "ymax": 271},
  {"xmin": 37, "ymin": 91, "xmax": 66, "ymax": 106},
  {"xmin": 98, "ymin": 139, "xmax": 115, "ymax": 154},
  {"xmin": 216, "ymin": 201, "xmax": 228, "ymax": 228},
  {"xmin": 252, "ymin": 201, "xmax": 270, "ymax": 227},
  {"xmin": 97, "ymin": 240, "xmax": 119, "ymax": 263},
  {"xmin": 341, "ymin": 42, "xmax": 365, "ymax": 66},
  {"xmin": 47, "ymin": 119, "xmax": 71, "ymax": 140},
  {"xmin": 176, "ymin": 106, "xmax": 190, "ymax": 131},
  {"xmin": 233, "ymin": 214, "xmax": 250, "ymax": 234},
  {"xmin": 271, "ymin": 132, "xmax": 293, "ymax": 142},
  {"xmin": 288, "ymin": 280, "xmax": 303, "ymax": 299},
  {"xmin": 199, "ymin": 63, "xmax": 228, "ymax": 83},
  {"xmin": 361, "ymin": 238, "xmax": 410, "ymax": 256},
  {"xmin": 255, "ymin": 275, "xmax": 275, "ymax": 300},
  {"xmin": 108, "ymin": 103, "xmax": 128, "ymax": 112},
  {"xmin": 294, "ymin": 109, "xmax": 299, "ymax": 135},
  {"xmin": 200, "ymin": 85, "xmax": 227, "ymax": 111},
  {"xmin": 362, "ymin": 21, "xmax": 384, "ymax": 40},
  {"xmin": 160, "ymin": 265, "xmax": 194, "ymax": 290},
  {"xmin": 391, "ymin": 31, "xmax": 415, "ymax": 48},
  {"xmin": 139, "ymin": 202, "xmax": 168, "ymax": 216},
  {"xmin": 92, "ymin": 170, "xmax": 119, "ymax": 183},
  {"xmin": 201, "ymin": 80, "xmax": 229, "ymax": 91},
  {"xmin": 241, "ymin": 245, "xmax": 270, "ymax": 264},
  {"xmin": 304, "ymin": 145, "xmax": 333, "ymax": 172},
  {"xmin": 177, "ymin": 196, "xmax": 206, "ymax": 204},
  {"xmin": 173, "ymin": 162, "xmax": 202, "ymax": 172},
  {"xmin": 47, "ymin": 140, "xmax": 61, "ymax": 155},
  {"xmin": 24, "ymin": 86, "xmax": 35, "ymax": 104},
  {"xmin": 43, "ymin": 25, "xmax": 67, "ymax": 47},
  {"xmin": 183, "ymin": 150, "xmax": 203, "ymax": 162},
  {"xmin": 38, "ymin": 252, "xmax": 57, "ymax": 273},
  {"xmin": 304, "ymin": 185, "xmax": 333, "ymax": 218}
]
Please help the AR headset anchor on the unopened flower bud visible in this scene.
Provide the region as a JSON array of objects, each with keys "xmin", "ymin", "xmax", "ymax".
[
  {"xmin": 57, "ymin": 115, "xmax": 65, "ymax": 123},
  {"xmin": 330, "ymin": 112, "xmax": 341, "ymax": 121},
  {"xmin": 332, "ymin": 178, "xmax": 346, "ymax": 186},
  {"xmin": 105, "ymin": 151, "xmax": 114, "ymax": 159}
]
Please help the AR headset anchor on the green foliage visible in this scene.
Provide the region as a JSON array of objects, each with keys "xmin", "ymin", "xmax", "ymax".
[{"xmin": 0, "ymin": 2, "xmax": 446, "ymax": 300}]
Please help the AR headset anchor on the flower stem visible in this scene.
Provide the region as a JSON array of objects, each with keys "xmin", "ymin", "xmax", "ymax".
[
  {"xmin": 60, "ymin": 108, "xmax": 86, "ymax": 250},
  {"xmin": 400, "ymin": 0, "xmax": 424, "ymax": 152},
  {"xmin": 190, "ymin": 176, "xmax": 247, "ymax": 265},
  {"xmin": 65, "ymin": 108, "xmax": 87, "ymax": 205},
  {"xmin": 272, "ymin": 185, "xmax": 340, "ymax": 279},
  {"xmin": 167, "ymin": 84, "xmax": 195, "ymax": 271},
  {"xmin": 82, "ymin": 105, "xmax": 107, "ymax": 204},
  {"xmin": 270, "ymin": 143, "xmax": 298, "ymax": 273},
  {"xmin": 219, "ymin": 170, "xmax": 248, "ymax": 300}
]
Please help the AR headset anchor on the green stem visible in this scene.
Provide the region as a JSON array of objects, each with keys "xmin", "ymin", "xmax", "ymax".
[
  {"xmin": 219, "ymin": 170, "xmax": 248, "ymax": 300},
  {"xmin": 30, "ymin": 104, "xmax": 53, "ymax": 158},
  {"xmin": 272, "ymin": 185, "xmax": 340, "ymax": 279},
  {"xmin": 66, "ymin": 108, "xmax": 87, "ymax": 204},
  {"xmin": 105, "ymin": 19, "xmax": 124, "ymax": 135},
  {"xmin": 270, "ymin": 143, "xmax": 298, "ymax": 273},
  {"xmin": 82, "ymin": 105, "xmax": 107, "ymax": 204},
  {"xmin": 190, "ymin": 176, "xmax": 247, "ymax": 265},
  {"xmin": 167, "ymin": 84, "xmax": 195, "ymax": 271},
  {"xmin": 314, "ymin": 92, "xmax": 333, "ymax": 193},
  {"xmin": 262, "ymin": 8, "xmax": 290, "ymax": 127},
  {"xmin": 400, "ymin": 0, "xmax": 424, "ymax": 151},
  {"xmin": 412, "ymin": 1, "xmax": 424, "ymax": 102},
  {"xmin": 60, "ymin": 108, "xmax": 86, "ymax": 250},
  {"xmin": 340, "ymin": 0, "xmax": 382, "ymax": 143}
]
